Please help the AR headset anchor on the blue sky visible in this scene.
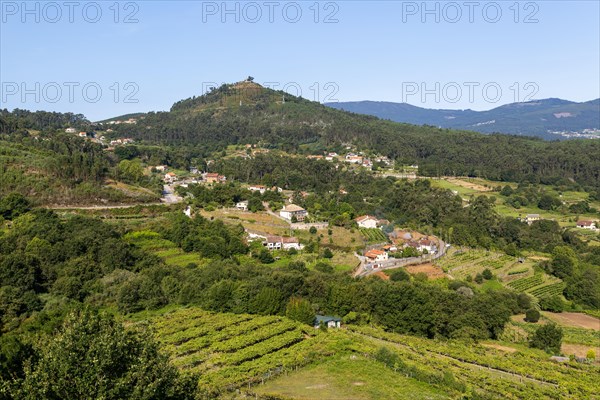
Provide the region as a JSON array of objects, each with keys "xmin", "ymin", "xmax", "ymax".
[{"xmin": 1, "ymin": 0, "xmax": 599, "ymax": 120}]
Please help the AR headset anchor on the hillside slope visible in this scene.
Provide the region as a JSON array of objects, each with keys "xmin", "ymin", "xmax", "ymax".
[{"xmin": 105, "ymin": 81, "xmax": 600, "ymax": 189}]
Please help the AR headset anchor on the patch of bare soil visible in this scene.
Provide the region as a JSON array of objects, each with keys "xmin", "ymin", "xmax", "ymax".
[
  {"xmin": 405, "ymin": 263, "xmax": 446, "ymax": 279},
  {"xmin": 544, "ymin": 312, "xmax": 600, "ymax": 331}
]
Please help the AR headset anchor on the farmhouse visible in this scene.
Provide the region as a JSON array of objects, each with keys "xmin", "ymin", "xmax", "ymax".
[
  {"xmin": 356, "ymin": 215, "xmax": 378, "ymax": 229},
  {"xmin": 235, "ymin": 201, "xmax": 248, "ymax": 211},
  {"xmin": 382, "ymin": 244, "xmax": 398, "ymax": 253},
  {"xmin": 279, "ymin": 204, "xmax": 308, "ymax": 222},
  {"xmin": 523, "ymin": 214, "xmax": 540, "ymax": 225},
  {"xmin": 205, "ymin": 173, "xmax": 226, "ymax": 183},
  {"xmin": 248, "ymin": 184, "xmax": 266, "ymax": 194},
  {"xmin": 365, "ymin": 249, "xmax": 388, "ymax": 262},
  {"xmin": 418, "ymin": 238, "xmax": 437, "ymax": 253},
  {"xmin": 264, "ymin": 236, "xmax": 302, "ymax": 251},
  {"xmin": 314, "ymin": 315, "xmax": 342, "ymax": 329},
  {"xmin": 576, "ymin": 220, "xmax": 597, "ymax": 230},
  {"xmin": 164, "ymin": 172, "xmax": 177, "ymax": 183},
  {"xmin": 345, "ymin": 154, "xmax": 363, "ymax": 164}
]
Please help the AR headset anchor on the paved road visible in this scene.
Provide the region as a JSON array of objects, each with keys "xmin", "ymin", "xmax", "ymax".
[{"xmin": 161, "ymin": 184, "xmax": 183, "ymax": 204}]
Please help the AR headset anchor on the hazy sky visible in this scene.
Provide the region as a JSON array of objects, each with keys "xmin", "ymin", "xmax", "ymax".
[{"xmin": 1, "ymin": 1, "xmax": 599, "ymax": 120}]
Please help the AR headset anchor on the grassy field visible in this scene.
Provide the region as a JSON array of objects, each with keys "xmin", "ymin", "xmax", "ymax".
[
  {"xmin": 200, "ymin": 208, "xmax": 291, "ymax": 236},
  {"xmin": 295, "ymin": 226, "xmax": 364, "ymax": 251},
  {"xmin": 254, "ymin": 355, "xmax": 450, "ymax": 400}
]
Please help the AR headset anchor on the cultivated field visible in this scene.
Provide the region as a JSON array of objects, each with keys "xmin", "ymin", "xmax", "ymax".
[
  {"xmin": 125, "ymin": 230, "xmax": 205, "ymax": 267},
  {"xmin": 136, "ymin": 308, "xmax": 600, "ymax": 399},
  {"xmin": 254, "ymin": 356, "xmax": 450, "ymax": 400}
]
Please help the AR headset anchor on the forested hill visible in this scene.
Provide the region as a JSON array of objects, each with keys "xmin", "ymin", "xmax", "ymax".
[{"xmin": 105, "ymin": 81, "xmax": 600, "ymax": 190}]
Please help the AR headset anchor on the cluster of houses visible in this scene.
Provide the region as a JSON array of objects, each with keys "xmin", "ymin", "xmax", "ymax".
[
  {"xmin": 104, "ymin": 118, "xmax": 138, "ymax": 125},
  {"xmin": 162, "ymin": 170, "xmax": 227, "ymax": 184},
  {"xmin": 263, "ymin": 235, "xmax": 303, "ymax": 251},
  {"xmin": 363, "ymin": 235, "xmax": 438, "ymax": 264},
  {"xmin": 248, "ymin": 184, "xmax": 283, "ymax": 194},
  {"xmin": 109, "ymin": 138, "xmax": 134, "ymax": 146},
  {"xmin": 305, "ymin": 151, "xmax": 391, "ymax": 169},
  {"xmin": 522, "ymin": 215, "xmax": 598, "ymax": 231}
]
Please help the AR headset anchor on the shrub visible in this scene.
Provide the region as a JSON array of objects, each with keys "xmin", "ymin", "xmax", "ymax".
[
  {"xmin": 482, "ymin": 268, "xmax": 493, "ymax": 280},
  {"xmin": 525, "ymin": 308, "xmax": 540, "ymax": 323},
  {"xmin": 474, "ymin": 273, "xmax": 484, "ymax": 284},
  {"xmin": 309, "ymin": 226, "xmax": 317, "ymax": 234},
  {"xmin": 530, "ymin": 323, "xmax": 563, "ymax": 354},
  {"xmin": 539, "ymin": 295, "xmax": 564, "ymax": 313},
  {"xmin": 390, "ymin": 269, "xmax": 410, "ymax": 282}
]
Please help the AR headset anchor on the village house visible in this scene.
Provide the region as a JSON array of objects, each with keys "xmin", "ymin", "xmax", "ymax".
[
  {"xmin": 345, "ymin": 153, "xmax": 363, "ymax": 164},
  {"xmin": 314, "ymin": 315, "xmax": 342, "ymax": 329},
  {"xmin": 154, "ymin": 165, "xmax": 167, "ymax": 172},
  {"xmin": 382, "ymin": 244, "xmax": 398, "ymax": 253},
  {"xmin": 78, "ymin": 132, "xmax": 87, "ymax": 138},
  {"xmin": 248, "ymin": 184, "xmax": 266, "ymax": 194},
  {"xmin": 355, "ymin": 215, "xmax": 378, "ymax": 229},
  {"xmin": 279, "ymin": 204, "xmax": 308, "ymax": 222},
  {"xmin": 264, "ymin": 236, "xmax": 302, "ymax": 251},
  {"xmin": 325, "ymin": 153, "xmax": 338, "ymax": 161},
  {"xmin": 523, "ymin": 214, "xmax": 540, "ymax": 225},
  {"xmin": 362, "ymin": 159, "xmax": 373, "ymax": 168},
  {"xmin": 576, "ymin": 220, "xmax": 597, "ymax": 230},
  {"xmin": 235, "ymin": 201, "xmax": 248, "ymax": 211},
  {"xmin": 204, "ymin": 173, "xmax": 226, "ymax": 184},
  {"xmin": 164, "ymin": 172, "xmax": 177, "ymax": 183},
  {"xmin": 307, "ymin": 155, "xmax": 324, "ymax": 160},
  {"xmin": 65, "ymin": 127, "xmax": 76, "ymax": 133},
  {"xmin": 417, "ymin": 238, "xmax": 436, "ymax": 253},
  {"xmin": 189, "ymin": 167, "xmax": 199, "ymax": 174},
  {"xmin": 365, "ymin": 249, "xmax": 388, "ymax": 262}
]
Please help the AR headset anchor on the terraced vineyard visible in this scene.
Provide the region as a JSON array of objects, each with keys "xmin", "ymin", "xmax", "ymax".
[
  {"xmin": 359, "ymin": 228, "xmax": 388, "ymax": 243},
  {"xmin": 528, "ymin": 282, "xmax": 566, "ymax": 299},
  {"xmin": 151, "ymin": 308, "xmax": 339, "ymax": 395},
  {"xmin": 437, "ymin": 248, "xmax": 526, "ymax": 280},
  {"xmin": 507, "ymin": 274, "xmax": 544, "ymax": 291},
  {"xmin": 125, "ymin": 230, "xmax": 205, "ymax": 267},
  {"xmin": 348, "ymin": 325, "xmax": 600, "ymax": 399},
  {"xmin": 506, "ymin": 273, "xmax": 565, "ymax": 300}
]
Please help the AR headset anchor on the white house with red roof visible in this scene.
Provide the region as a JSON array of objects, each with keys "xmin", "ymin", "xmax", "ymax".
[
  {"xmin": 365, "ymin": 249, "xmax": 388, "ymax": 262},
  {"xmin": 356, "ymin": 215, "xmax": 378, "ymax": 229},
  {"xmin": 576, "ymin": 220, "xmax": 597, "ymax": 230}
]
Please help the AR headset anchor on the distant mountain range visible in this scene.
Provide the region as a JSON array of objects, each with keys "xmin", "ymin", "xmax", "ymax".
[{"xmin": 325, "ymin": 98, "xmax": 600, "ymax": 140}]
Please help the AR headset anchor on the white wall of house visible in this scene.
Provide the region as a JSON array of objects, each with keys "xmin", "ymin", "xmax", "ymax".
[{"xmin": 357, "ymin": 218, "xmax": 377, "ymax": 229}]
